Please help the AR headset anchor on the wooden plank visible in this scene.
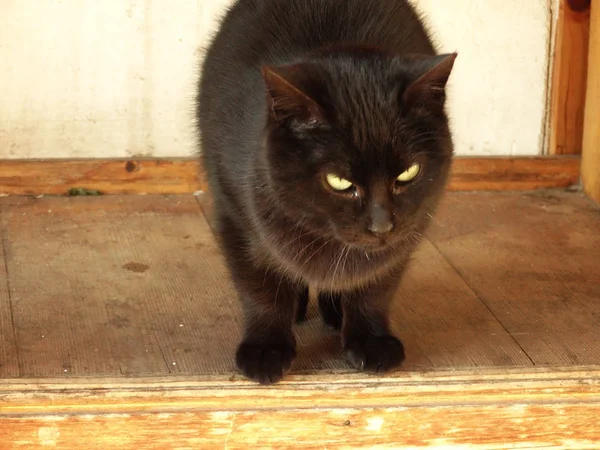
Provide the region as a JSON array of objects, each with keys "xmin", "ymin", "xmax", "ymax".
[
  {"xmin": 198, "ymin": 193, "xmax": 532, "ymax": 371},
  {"xmin": 0, "ymin": 159, "xmax": 205, "ymax": 195},
  {"xmin": 582, "ymin": 0, "xmax": 600, "ymax": 202},
  {"xmin": 447, "ymin": 156, "xmax": 580, "ymax": 190},
  {"xmin": 1, "ymin": 195, "xmax": 243, "ymax": 377},
  {"xmin": 1, "ymin": 368, "xmax": 600, "ymax": 448},
  {"xmin": 0, "ymin": 203, "xmax": 19, "ymax": 377},
  {"xmin": 1, "ymin": 193, "xmax": 529, "ymax": 379},
  {"xmin": 3, "ymin": 405, "xmax": 600, "ymax": 449},
  {"xmin": 0, "ymin": 156, "xmax": 581, "ymax": 195},
  {"xmin": 428, "ymin": 191, "xmax": 600, "ymax": 366},
  {"xmin": 549, "ymin": 0, "xmax": 591, "ymax": 155},
  {"xmin": 388, "ymin": 240, "xmax": 532, "ymax": 369}
]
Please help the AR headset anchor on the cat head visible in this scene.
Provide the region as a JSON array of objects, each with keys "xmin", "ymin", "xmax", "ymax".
[{"xmin": 260, "ymin": 48, "xmax": 457, "ymax": 250}]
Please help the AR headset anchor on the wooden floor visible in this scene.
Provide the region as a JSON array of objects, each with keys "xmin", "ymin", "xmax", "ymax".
[{"xmin": 1, "ymin": 190, "xmax": 600, "ymax": 448}]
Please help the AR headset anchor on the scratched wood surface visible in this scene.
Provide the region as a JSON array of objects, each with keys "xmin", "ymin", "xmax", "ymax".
[
  {"xmin": 0, "ymin": 191, "xmax": 598, "ymax": 378},
  {"xmin": 2, "ymin": 368, "xmax": 600, "ymax": 448},
  {"xmin": 0, "ymin": 193, "xmax": 535, "ymax": 378},
  {"xmin": 1, "ymin": 191, "xmax": 600, "ymax": 448},
  {"xmin": 0, "ymin": 212, "xmax": 19, "ymax": 377},
  {"xmin": 427, "ymin": 191, "xmax": 600, "ymax": 366}
]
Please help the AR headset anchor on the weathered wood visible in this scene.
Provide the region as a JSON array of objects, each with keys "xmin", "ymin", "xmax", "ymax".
[
  {"xmin": 0, "ymin": 159, "xmax": 206, "ymax": 195},
  {"xmin": 1, "ymin": 368, "xmax": 600, "ymax": 449},
  {"xmin": 549, "ymin": 0, "xmax": 591, "ymax": 155},
  {"xmin": 388, "ymin": 240, "xmax": 532, "ymax": 369},
  {"xmin": 0, "ymin": 195, "xmax": 241, "ymax": 377},
  {"xmin": 447, "ymin": 156, "xmax": 580, "ymax": 190},
  {"xmin": 0, "ymin": 191, "xmax": 599, "ymax": 447},
  {"xmin": 0, "ymin": 204, "xmax": 19, "ymax": 377},
  {"xmin": 428, "ymin": 190, "xmax": 600, "ymax": 366},
  {"xmin": 0, "ymin": 194, "xmax": 530, "ymax": 378},
  {"xmin": 0, "ymin": 156, "xmax": 581, "ymax": 195},
  {"xmin": 581, "ymin": 0, "xmax": 600, "ymax": 202}
]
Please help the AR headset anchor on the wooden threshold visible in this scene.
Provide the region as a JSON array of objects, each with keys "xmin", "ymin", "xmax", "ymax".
[
  {"xmin": 1, "ymin": 367, "xmax": 600, "ymax": 448},
  {"xmin": 0, "ymin": 156, "xmax": 581, "ymax": 195}
]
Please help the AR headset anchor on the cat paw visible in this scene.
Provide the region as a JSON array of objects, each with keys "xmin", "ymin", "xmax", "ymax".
[
  {"xmin": 318, "ymin": 293, "xmax": 343, "ymax": 330},
  {"xmin": 343, "ymin": 335, "xmax": 405, "ymax": 373},
  {"xmin": 235, "ymin": 340, "xmax": 296, "ymax": 384}
]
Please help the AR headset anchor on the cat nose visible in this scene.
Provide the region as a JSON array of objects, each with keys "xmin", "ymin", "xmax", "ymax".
[{"xmin": 368, "ymin": 204, "xmax": 394, "ymax": 235}]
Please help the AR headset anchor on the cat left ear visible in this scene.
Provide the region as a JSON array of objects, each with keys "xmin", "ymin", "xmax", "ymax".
[
  {"xmin": 261, "ymin": 65, "xmax": 325, "ymax": 125},
  {"xmin": 402, "ymin": 53, "xmax": 457, "ymax": 110}
]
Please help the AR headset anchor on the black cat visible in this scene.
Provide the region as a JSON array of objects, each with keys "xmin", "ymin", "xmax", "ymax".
[{"xmin": 197, "ymin": 0, "xmax": 457, "ymax": 384}]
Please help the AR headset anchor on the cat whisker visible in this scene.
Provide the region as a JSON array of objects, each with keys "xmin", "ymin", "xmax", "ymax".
[
  {"xmin": 300, "ymin": 238, "xmax": 333, "ymax": 269},
  {"xmin": 340, "ymin": 245, "xmax": 352, "ymax": 283},
  {"xmin": 329, "ymin": 244, "xmax": 348, "ymax": 285},
  {"xmin": 296, "ymin": 236, "xmax": 322, "ymax": 260}
]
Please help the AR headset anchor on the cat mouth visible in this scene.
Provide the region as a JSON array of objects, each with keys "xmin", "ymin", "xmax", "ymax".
[
  {"xmin": 330, "ymin": 223, "xmax": 392, "ymax": 250},
  {"xmin": 341, "ymin": 234, "xmax": 390, "ymax": 251}
]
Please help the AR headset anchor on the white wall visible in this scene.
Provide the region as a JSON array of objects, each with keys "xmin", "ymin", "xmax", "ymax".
[{"xmin": 0, "ymin": 0, "xmax": 553, "ymax": 159}]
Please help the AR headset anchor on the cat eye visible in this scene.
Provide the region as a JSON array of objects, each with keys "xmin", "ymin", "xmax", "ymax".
[
  {"xmin": 325, "ymin": 173, "xmax": 354, "ymax": 192},
  {"xmin": 396, "ymin": 163, "xmax": 421, "ymax": 183}
]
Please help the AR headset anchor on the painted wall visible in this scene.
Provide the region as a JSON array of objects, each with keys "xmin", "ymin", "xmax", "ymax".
[{"xmin": 0, "ymin": 0, "xmax": 553, "ymax": 159}]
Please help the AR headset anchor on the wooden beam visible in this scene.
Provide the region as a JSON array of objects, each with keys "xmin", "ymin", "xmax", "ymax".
[
  {"xmin": 447, "ymin": 156, "xmax": 580, "ymax": 191},
  {"xmin": 549, "ymin": 0, "xmax": 591, "ymax": 155},
  {"xmin": 0, "ymin": 158, "xmax": 206, "ymax": 196},
  {"xmin": 1, "ymin": 367, "xmax": 600, "ymax": 448},
  {"xmin": 582, "ymin": 0, "xmax": 600, "ymax": 202},
  {"xmin": 0, "ymin": 156, "xmax": 581, "ymax": 196}
]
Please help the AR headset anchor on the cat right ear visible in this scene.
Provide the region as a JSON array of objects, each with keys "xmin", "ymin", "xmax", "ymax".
[
  {"xmin": 402, "ymin": 53, "xmax": 457, "ymax": 111},
  {"xmin": 261, "ymin": 65, "xmax": 325, "ymax": 126}
]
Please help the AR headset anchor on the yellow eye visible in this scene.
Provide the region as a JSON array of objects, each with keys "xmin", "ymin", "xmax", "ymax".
[
  {"xmin": 326, "ymin": 173, "xmax": 353, "ymax": 191},
  {"xmin": 397, "ymin": 163, "xmax": 420, "ymax": 182}
]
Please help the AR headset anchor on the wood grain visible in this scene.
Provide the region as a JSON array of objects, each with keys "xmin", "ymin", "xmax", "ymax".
[
  {"xmin": 581, "ymin": 0, "xmax": 600, "ymax": 203},
  {"xmin": 0, "ymin": 156, "xmax": 581, "ymax": 195},
  {"xmin": 0, "ymin": 194, "xmax": 530, "ymax": 379},
  {"xmin": 428, "ymin": 191, "xmax": 600, "ymax": 366},
  {"xmin": 0, "ymin": 195, "xmax": 242, "ymax": 377},
  {"xmin": 1, "ymin": 368, "xmax": 600, "ymax": 449},
  {"xmin": 447, "ymin": 156, "xmax": 580, "ymax": 190},
  {"xmin": 198, "ymin": 191, "xmax": 531, "ymax": 370},
  {"xmin": 0, "ymin": 159, "xmax": 206, "ymax": 195},
  {"xmin": 0, "ymin": 204, "xmax": 19, "ymax": 377},
  {"xmin": 549, "ymin": 0, "xmax": 591, "ymax": 155},
  {"xmin": 0, "ymin": 192, "xmax": 599, "ymax": 447},
  {"xmin": 388, "ymin": 240, "xmax": 532, "ymax": 369},
  {"xmin": 3, "ymin": 405, "xmax": 600, "ymax": 449}
]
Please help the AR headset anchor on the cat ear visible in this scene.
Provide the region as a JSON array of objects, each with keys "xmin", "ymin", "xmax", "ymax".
[
  {"xmin": 261, "ymin": 65, "xmax": 325, "ymax": 125},
  {"xmin": 402, "ymin": 53, "xmax": 457, "ymax": 110}
]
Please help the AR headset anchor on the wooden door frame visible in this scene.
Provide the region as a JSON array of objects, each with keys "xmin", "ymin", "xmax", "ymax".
[
  {"xmin": 549, "ymin": 0, "xmax": 591, "ymax": 156},
  {"xmin": 581, "ymin": 0, "xmax": 600, "ymax": 202},
  {"xmin": 550, "ymin": 0, "xmax": 598, "ymax": 203}
]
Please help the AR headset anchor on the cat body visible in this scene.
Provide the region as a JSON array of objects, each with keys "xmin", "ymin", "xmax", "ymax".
[{"xmin": 197, "ymin": 0, "xmax": 456, "ymax": 384}]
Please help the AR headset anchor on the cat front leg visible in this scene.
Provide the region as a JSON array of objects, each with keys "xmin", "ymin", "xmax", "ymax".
[
  {"xmin": 233, "ymin": 266, "xmax": 301, "ymax": 384},
  {"xmin": 216, "ymin": 213, "xmax": 302, "ymax": 384},
  {"xmin": 340, "ymin": 275, "xmax": 405, "ymax": 373}
]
